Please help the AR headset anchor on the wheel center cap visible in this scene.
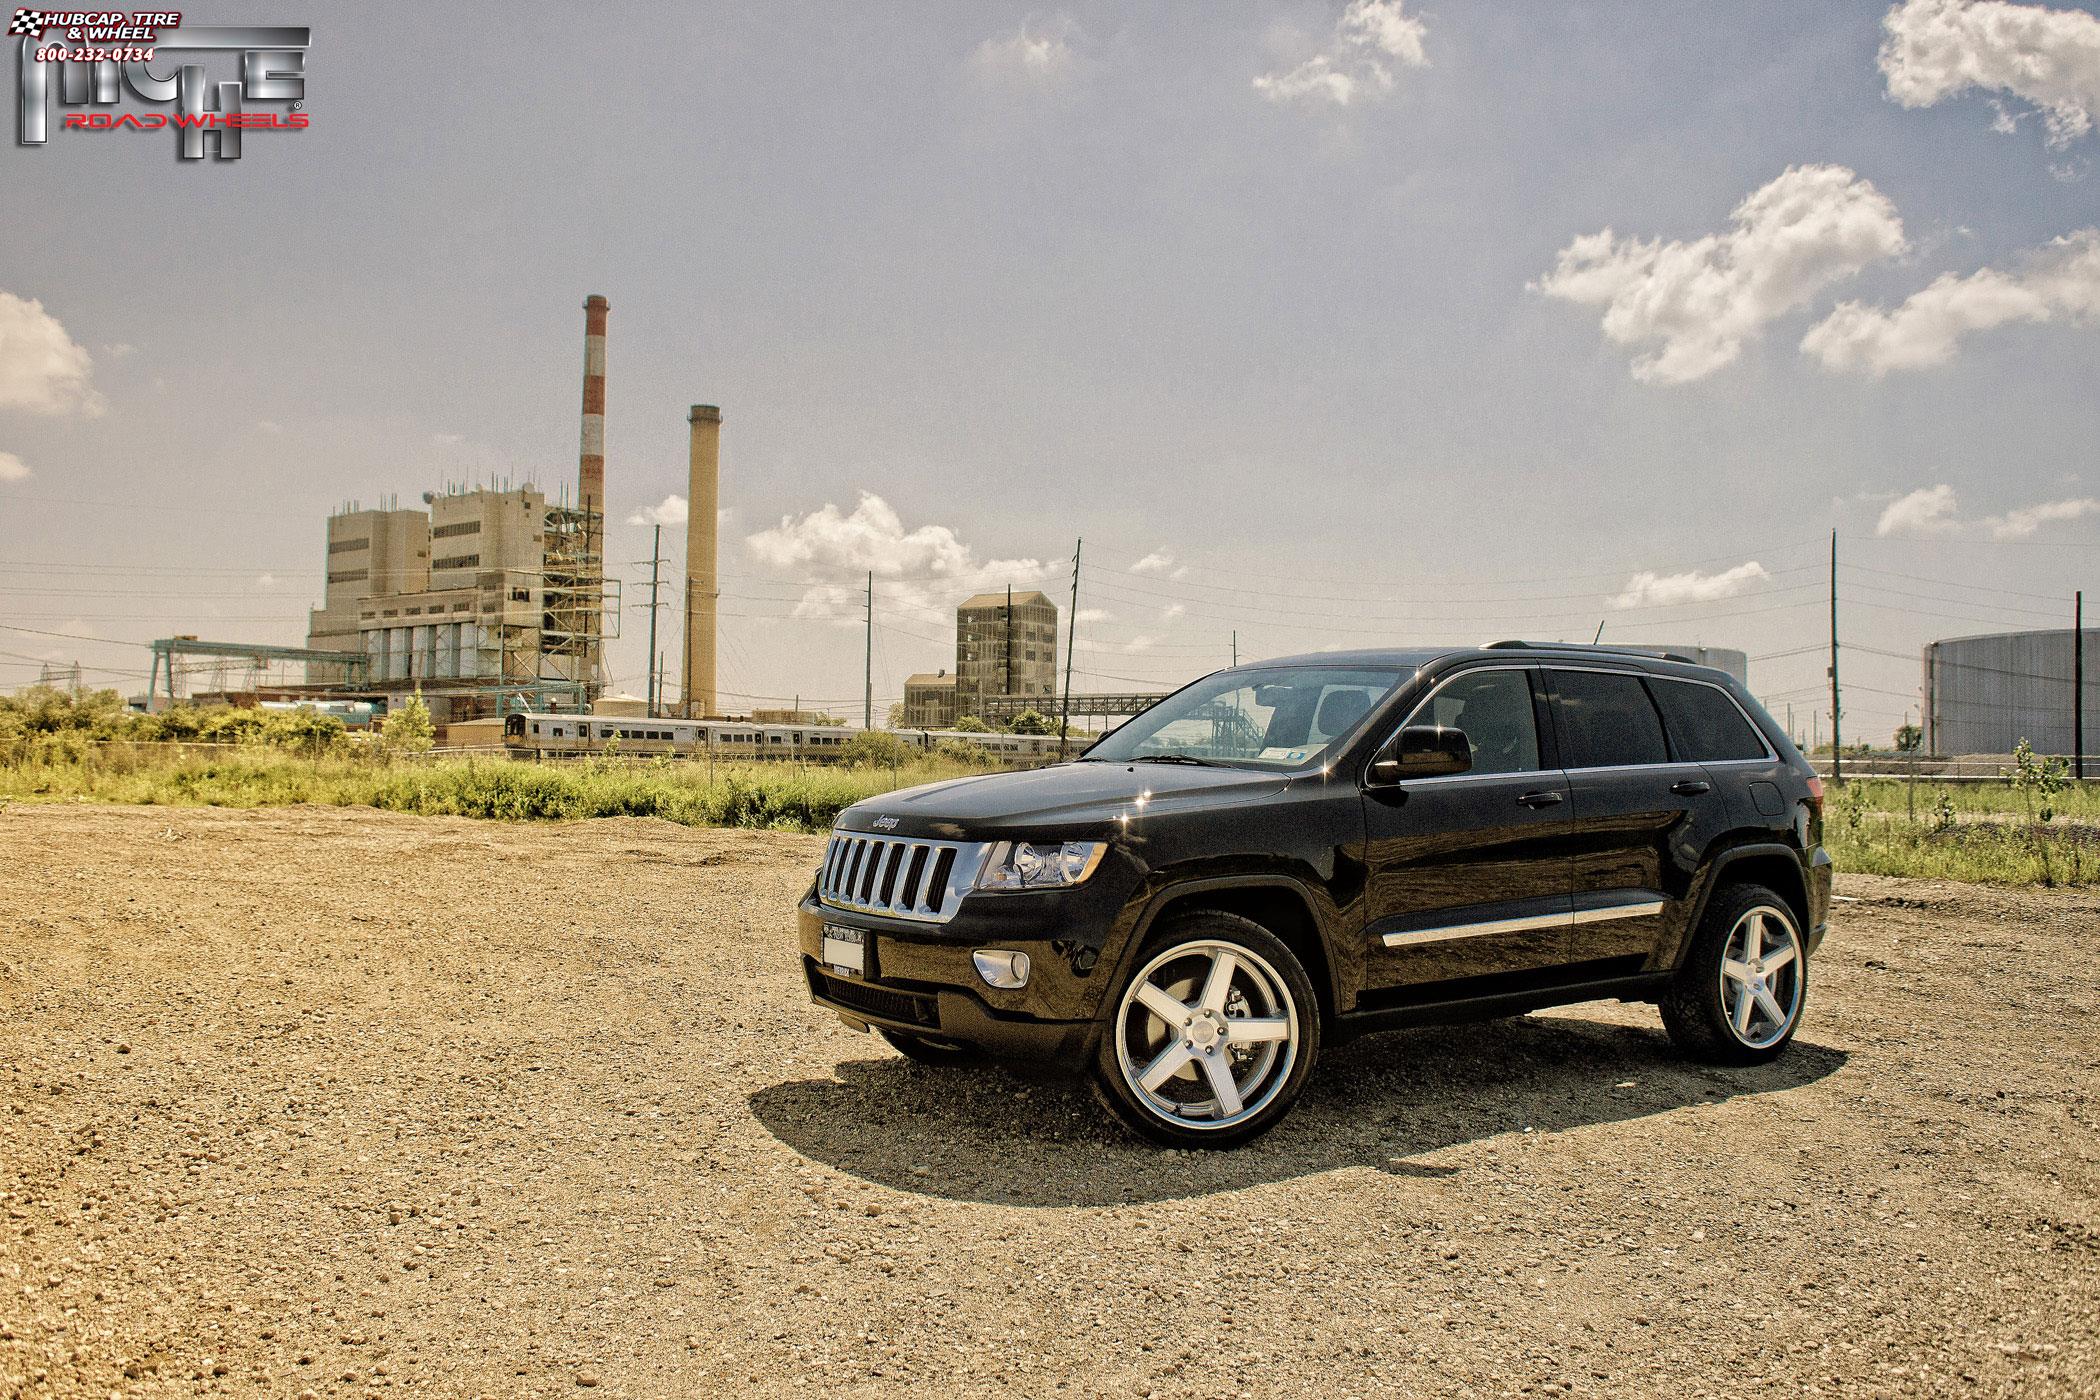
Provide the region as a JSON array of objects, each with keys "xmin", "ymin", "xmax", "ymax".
[{"xmin": 1188, "ymin": 1013, "xmax": 1223, "ymax": 1049}]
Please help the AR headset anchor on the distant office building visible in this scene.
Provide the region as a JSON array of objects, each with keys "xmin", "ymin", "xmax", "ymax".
[
  {"xmin": 956, "ymin": 590, "xmax": 1059, "ymax": 719},
  {"xmin": 903, "ymin": 671, "xmax": 959, "ymax": 729}
]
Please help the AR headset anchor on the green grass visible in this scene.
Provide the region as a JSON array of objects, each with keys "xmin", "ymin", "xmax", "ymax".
[
  {"xmin": 0, "ymin": 745, "xmax": 995, "ymax": 834},
  {"xmin": 3, "ymin": 747, "xmax": 2094, "ymax": 885},
  {"xmin": 1825, "ymin": 778, "xmax": 2095, "ymax": 887}
]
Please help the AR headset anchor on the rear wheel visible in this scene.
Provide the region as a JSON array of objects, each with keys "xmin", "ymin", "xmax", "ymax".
[
  {"xmin": 1092, "ymin": 912, "xmax": 1320, "ymax": 1148},
  {"xmin": 1661, "ymin": 883, "xmax": 1808, "ymax": 1065},
  {"xmin": 878, "ymin": 1027, "xmax": 983, "ymax": 1066}
]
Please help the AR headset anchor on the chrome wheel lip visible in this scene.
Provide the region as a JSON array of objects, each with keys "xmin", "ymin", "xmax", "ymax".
[
  {"xmin": 1717, "ymin": 903, "xmax": 1804, "ymax": 1050},
  {"xmin": 1113, "ymin": 939, "xmax": 1301, "ymax": 1132}
]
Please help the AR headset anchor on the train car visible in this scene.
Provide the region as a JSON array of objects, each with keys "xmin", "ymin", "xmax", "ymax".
[
  {"xmin": 503, "ymin": 713, "xmax": 909, "ymax": 763},
  {"xmin": 500, "ymin": 712, "xmax": 1072, "ymax": 765}
]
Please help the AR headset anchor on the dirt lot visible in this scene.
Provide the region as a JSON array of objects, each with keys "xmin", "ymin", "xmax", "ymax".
[{"xmin": 2, "ymin": 804, "xmax": 2095, "ymax": 1399}]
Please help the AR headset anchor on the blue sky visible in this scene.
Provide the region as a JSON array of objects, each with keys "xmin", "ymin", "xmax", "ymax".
[{"xmin": 2, "ymin": 1, "xmax": 2096, "ymax": 739}]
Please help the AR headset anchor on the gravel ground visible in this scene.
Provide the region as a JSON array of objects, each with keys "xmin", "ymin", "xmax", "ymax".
[{"xmin": 2, "ymin": 803, "xmax": 2095, "ymax": 1399}]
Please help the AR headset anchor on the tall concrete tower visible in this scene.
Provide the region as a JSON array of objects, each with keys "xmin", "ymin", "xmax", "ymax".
[{"xmin": 683, "ymin": 404, "xmax": 721, "ymax": 719}]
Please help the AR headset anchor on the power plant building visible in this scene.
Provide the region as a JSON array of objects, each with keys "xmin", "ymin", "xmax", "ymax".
[
  {"xmin": 1924, "ymin": 627, "xmax": 2097, "ymax": 757},
  {"xmin": 302, "ymin": 485, "xmax": 604, "ymax": 720}
]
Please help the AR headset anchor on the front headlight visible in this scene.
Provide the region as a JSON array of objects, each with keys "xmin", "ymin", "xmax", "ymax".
[{"xmin": 975, "ymin": 840, "xmax": 1107, "ymax": 891}]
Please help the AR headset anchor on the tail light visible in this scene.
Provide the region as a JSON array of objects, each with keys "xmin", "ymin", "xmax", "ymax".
[{"xmin": 1804, "ymin": 774, "xmax": 1824, "ymax": 817}]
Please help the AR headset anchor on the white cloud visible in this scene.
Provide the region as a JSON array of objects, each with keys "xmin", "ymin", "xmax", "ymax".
[
  {"xmin": 1875, "ymin": 482, "xmax": 2100, "ymax": 538},
  {"xmin": 1802, "ymin": 227, "xmax": 2100, "ymax": 373},
  {"xmin": 0, "ymin": 450, "xmax": 29, "ymax": 482},
  {"xmin": 746, "ymin": 491, "xmax": 1047, "ymax": 623},
  {"xmin": 1877, "ymin": 484, "xmax": 1965, "ymax": 535},
  {"xmin": 101, "ymin": 342, "xmax": 134, "ymax": 359},
  {"xmin": 255, "ymin": 573, "xmax": 276, "ymax": 589},
  {"xmin": 1129, "ymin": 549, "xmax": 1189, "ymax": 579},
  {"xmin": 1161, "ymin": 603, "xmax": 1186, "ymax": 620},
  {"xmin": 1880, "ymin": 0, "xmax": 2100, "ymax": 148},
  {"xmin": 1076, "ymin": 607, "xmax": 1112, "ymax": 624},
  {"xmin": 628, "ymin": 494, "xmax": 690, "ymax": 527},
  {"xmin": 1255, "ymin": 0, "xmax": 1428, "ymax": 107},
  {"xmin": 1610, "ymin": 561, "xmax": 1771, "ymax": 609},
  {"xmin": 256, "ymin": 419, "xmax": 283, "ymax": 435},
  {"xmin": 1986, "ymin": 495, "xmax": 2100, "ymax": 537},
  {"xmin": 1122, "ymin": 635, "xmax": 1158, "ymax": 654},
  {"xmin": 969, "ymin": 15, "xmax": 1079, "ymax": 88},
  {"xmin": 0, "ymin": 291, "xmax": 102, "ymax": 416},
  {"xmin": 1534, "ymin": 165, "xmax": 1908, "ymax": 383}
]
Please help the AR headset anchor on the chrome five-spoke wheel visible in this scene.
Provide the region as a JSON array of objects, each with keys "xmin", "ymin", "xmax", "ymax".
[
  {"xmin": 1718, "ymin": 904, "xmax": 1803, "ymax": 1050},
  {"xmin": 1112, "ymin": 938, "xmax": 1301, "ymax": 1132}
]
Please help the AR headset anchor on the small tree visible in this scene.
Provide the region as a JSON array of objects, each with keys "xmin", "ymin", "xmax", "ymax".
[
  {"xmin": 1006, "ymin": 708, "xmax": 1057, "ymax": 736},
  {"xmin": 378, "ymin": 692, "xmax": 436, "ymax": 755},
  {"xmin": 2004, "ymin": 738, "xmax": 2070, "ymax": 885},
  {"xmin": 840, "ymin": 730, "xmax": 917, "ymax": 768},
  {"xmin": 952, "ymin": 714, "xmax": 990, "ymax": 733},
  {"xmin": 1894, "ymin": 723, "xmax": 1922, "ymax": 754}
]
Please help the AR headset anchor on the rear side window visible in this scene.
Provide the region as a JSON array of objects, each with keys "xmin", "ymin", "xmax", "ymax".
[
  {"xmin": 1650, "ymin": 678, "xmax": 1769, "ymax": 762},
  {"xmin": 1549, "ymin": 670, "xmax": 1667, "ymax": 769}
]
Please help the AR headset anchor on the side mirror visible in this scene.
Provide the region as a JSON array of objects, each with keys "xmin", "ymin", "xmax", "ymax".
[{"xmin": 1367, "ymin": 725, "xmax": 1472, "ymax": 785}]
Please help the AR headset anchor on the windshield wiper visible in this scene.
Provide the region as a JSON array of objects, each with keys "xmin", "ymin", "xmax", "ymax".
[{"xmin": 1127, "ymin": 753, "xmax": 1224, "ymax": 767}]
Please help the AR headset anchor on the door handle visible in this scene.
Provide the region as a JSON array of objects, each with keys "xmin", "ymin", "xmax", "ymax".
[
  {"xmin": 1671, "ymin": 779, "xmax": 1712, "ymax": 796},
  {"xmin": 1517, "ymin": 790, "xmax": 1564, "ymax": 808}
]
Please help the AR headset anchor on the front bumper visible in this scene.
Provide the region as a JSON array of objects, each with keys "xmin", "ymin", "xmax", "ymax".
[{"xmin": 796, "ymin": 889, "xmax": 1118, "ymax": 1072}]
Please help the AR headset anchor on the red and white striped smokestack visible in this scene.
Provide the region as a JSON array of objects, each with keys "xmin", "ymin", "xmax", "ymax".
[{"xmin": 577, "ymin": 294, "xmax": 608, "ymax": 524}]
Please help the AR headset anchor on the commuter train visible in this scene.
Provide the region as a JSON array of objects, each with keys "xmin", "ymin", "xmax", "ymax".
[{"xmin": 500, "ymin": 711, "xmax": 1069, "ymax": 764}]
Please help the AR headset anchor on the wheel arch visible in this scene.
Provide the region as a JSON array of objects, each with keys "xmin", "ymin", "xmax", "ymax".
[
  {"xmin": 1677, "ymin": 842, "xmax": 1812, "ymax": 968},
  {"xmin": 1123, "ymin": 877, "xmax": 1340, "ymax": 1027}
]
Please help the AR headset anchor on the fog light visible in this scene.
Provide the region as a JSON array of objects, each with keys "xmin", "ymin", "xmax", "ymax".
[{"xmin": 972, "ymin": 949, "xmax": 1031, "ymax": 989}]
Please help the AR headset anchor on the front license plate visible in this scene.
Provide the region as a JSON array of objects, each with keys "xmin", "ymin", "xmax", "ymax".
[{"xmin": 821, "ymin": 924, "xmax": 867, "ymax": 977}]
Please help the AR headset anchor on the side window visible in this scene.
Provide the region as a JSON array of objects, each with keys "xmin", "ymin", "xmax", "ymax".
[
  {"xmin": 1550, "ymin": 670, "xmax": 1667, "ymax": 768},
  {"xmin": 1413, "ymin": 670, "xmax": 1540, "ymax": 777},
  {"xmin": 1650, "ymin": 678, "xmax": 1769, "ymax": 762}
]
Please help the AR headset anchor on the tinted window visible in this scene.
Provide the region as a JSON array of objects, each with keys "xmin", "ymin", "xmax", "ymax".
[
  {"xmin": 1550, "ymin": 670, "xmax": 1667, "ymax": 769},
  {"xmin": 1413, "ymin": 669, "xmax": 1541, "ymax": 776},
  {"xmin": 1651, "ymin": 678, "xmax": 1769, "ymax": 762}
]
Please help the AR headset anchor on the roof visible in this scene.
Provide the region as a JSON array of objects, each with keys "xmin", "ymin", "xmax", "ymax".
[
  {"xmin": 958, "ymin": 590, "xmax": 1055, "ymax": 612},
  {"xmin": 904, "ymin": 672, "xmax": 957, "ymax": 688},
  {"xmin": 1243, "ymin": 643, "xmax": 1738, "ymax": 682}
]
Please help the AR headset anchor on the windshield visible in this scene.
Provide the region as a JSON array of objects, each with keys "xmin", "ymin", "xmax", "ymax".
[{"xmin": 1082, "ymin": 666, "xmax": 1409, "ymax": 769}]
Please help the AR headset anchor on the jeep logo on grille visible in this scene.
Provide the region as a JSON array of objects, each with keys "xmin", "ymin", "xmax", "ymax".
[{"xmin": 871, "ymin": 816, "xmax": 900, "ymax": 830}]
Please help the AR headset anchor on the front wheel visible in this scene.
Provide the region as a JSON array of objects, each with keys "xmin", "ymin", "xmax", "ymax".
[
  {"xmin": 1092, "ymin": 912, "xmax": 1320, "ymax": 1148},
  {"xmin": 1660, "ymin": 883, "xmax": 1809, "ymax": 1065}
]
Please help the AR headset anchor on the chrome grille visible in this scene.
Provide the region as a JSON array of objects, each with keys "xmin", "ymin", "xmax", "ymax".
[{"xmin": 817, "ymin": 833, "xmax": 987, "ymax": 924}]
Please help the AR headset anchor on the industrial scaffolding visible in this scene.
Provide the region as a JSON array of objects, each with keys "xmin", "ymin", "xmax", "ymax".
[{"xmin": 536, "ymin": 504, "xmax": 617, "ymax": 699}]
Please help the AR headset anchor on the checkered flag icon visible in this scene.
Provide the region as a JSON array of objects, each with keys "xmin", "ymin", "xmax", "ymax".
[{"xmin": 7, "ymin": 10, "xmax": 47, "ymax": 37}]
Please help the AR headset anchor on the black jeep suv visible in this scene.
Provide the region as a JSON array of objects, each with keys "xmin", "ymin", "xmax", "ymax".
[{"xmin": 797, "ymin": 644, "xmax": 1831, "ymax": 1147}]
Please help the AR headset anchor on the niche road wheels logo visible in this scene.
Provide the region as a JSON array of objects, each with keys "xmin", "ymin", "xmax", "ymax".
[{"xmin": 12, "ymin": 10, "xmax": 310, "ymax": 161}]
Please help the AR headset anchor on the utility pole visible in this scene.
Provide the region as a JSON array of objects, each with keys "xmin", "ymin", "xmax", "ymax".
[
  {"xmin": 864, "ymin": 571, "xmax": 873, "ymax": 731},
  {"xmin": 1829, "ymin": 529, "xmax": 1842, "ymax": 784},
  {"xmin": 1059, "ymin": 538, "xmax": 1081, "ymax": 759},
  {"xmin": 644, "ymin": 524, "xmax": 662, "ymax": 717},
  {"xmin": 2076, "ymin": 590, "xmax": 2085, "ymax": 781},
  {"xmin": 1005, "ymin": 584, "xmax": 1013, "ymax": 700},
  {"xmin": 1232, "ymin": 630, "xmax": 1238, "ymax": 667}
]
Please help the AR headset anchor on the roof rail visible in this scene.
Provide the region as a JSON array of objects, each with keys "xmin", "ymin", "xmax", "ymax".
[{"xmin": 1481, "ymin": 640, "xmax": 1702, "ymax": 666}]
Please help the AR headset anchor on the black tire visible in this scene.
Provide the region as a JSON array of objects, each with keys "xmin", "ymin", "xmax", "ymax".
[
  {"xmin": 1660, "ymin": 882, "xmax": 1809, "ymax": 1066},
  {"xmin": 1091, "ymin": 911, "xmax": 1321, "ymax": 1149},
  {"xmin": 878, "ymin": 1027, "xmax": 984, "ymax": 1066}
]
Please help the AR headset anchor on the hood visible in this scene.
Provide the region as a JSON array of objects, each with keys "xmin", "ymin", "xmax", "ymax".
[{"xmin": 836, "ymin": 760, "xmax": 1291, "ymax": 840}]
